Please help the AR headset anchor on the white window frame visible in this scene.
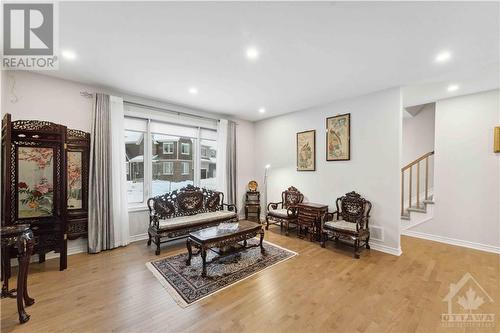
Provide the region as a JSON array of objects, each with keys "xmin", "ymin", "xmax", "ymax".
[
  {"xmin": 181, "ymin": 162, "xmax": 190, "ymax": 175},
  {"xmin": 181, "ymin": 142, "xmax": 190, "ymax": 155},
  {"xmin": 163, "ymin": 161, "xmax": 173, "ymax": 175},
  {"xmin": 125, "ymin": 112, "xmax": 217, "ymax": 211},
  {"xmin": 124, "ymin": 129, "xmax": 147, "ymax": 208},
  {"xmin": 163, "ymin": 142, "xmax": 174, "ymax": 154}
]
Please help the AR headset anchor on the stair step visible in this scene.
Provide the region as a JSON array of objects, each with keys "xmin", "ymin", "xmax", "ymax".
[
  {"xmin": 407, "ymin": 206, "xmax": 427, "ymax": 213},
  {"xmin": 423, "ymin": 199, "xmax": 435, "ymax": 205},
  {"xmin": 401, "ymin": 214, "xmax": 410, "ymax": 220}
]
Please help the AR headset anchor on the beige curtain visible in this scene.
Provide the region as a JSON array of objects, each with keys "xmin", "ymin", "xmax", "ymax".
[
  {"xmin": 216, "ymin": 119, "xmax": 237, "ymax": 205},
  {"xmin": 89, "ymin": 93, "xmax": 113, "ymax": 253}
]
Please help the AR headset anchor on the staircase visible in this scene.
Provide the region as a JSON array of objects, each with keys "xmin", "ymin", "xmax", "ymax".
[{"xmin": 401, "ymin": 151, "xmax": 435, "ymax": 228}]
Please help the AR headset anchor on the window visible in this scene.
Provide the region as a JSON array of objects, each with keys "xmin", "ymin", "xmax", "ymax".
[
  {"xmin": 181, "ymin": 143, "xmax": 190, "ymax": 155},
  {"xmin": 125, "ymin": 114, "xmax": 217, "ymax": 207},
  {"xmin": 151, "ymin": 134, "xmax": 195, "ymax": 197},
  {"xmin": 182, "ymin": 162, "xmax": 190, "ymax": 175},
  {"xmin": 163, "ymin": 161, "xmax": 173, "ymax": 175},
  {"xmin": 200, "ymin": 139, "xmax": 217, "ymax": 190},
  {"xmin": 125, "ymin": 130, "xmax": 145, "ymax": 204},
  {"xmin": 163, "ymin": 142, "xmax": 174, "ymax": 154},
  {"xmin": 201, "ymin": 146, "xmax": 208, "ymax": 158}
]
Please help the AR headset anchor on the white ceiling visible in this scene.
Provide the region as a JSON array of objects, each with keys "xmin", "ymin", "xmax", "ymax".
[{"xmin": 45, "ymin": 2, "xmax": 499, "ymax": 121}]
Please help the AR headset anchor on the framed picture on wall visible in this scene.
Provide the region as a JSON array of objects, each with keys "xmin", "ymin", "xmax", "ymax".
[
  {"xmin": 297, "ymin": 130, "xmax": 316, "ymax": 171},
  {"xmin": 326, "ymin": 113, "xmax": 350, "ymax": 161}
]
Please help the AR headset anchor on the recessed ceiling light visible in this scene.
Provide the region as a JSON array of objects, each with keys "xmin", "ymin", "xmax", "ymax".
[
  {"xmin": 61, "ymin": 50, "xmax": 76, "ymax": 60},
  {"xmin": 189, "ymin": 87, "xmax": 198, "ymax": 95},
  {"xmin": 435, "ymin": 51, "xmax": 451, "ymax": 63},
  {"xmin": 258, "ymin": 107, "xmax": 266, "ymax": 114},
  {"xmin": 447, "ymin": 84, "xmax": 459, "ymax": 92},
  {"xmin": 246, "ymin": 47, "xmax": 259, "ymax": 61}
]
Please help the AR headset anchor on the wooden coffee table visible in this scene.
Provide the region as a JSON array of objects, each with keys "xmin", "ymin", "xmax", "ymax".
[{"xmin": 186, "ymin": 220, "xmax": 265, "ymax": 277}]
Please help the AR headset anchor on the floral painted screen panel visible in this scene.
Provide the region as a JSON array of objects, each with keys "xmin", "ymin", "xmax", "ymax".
[
  {"xmin": 67, "ymin": 151, "xmax": 83, "ymax": 209},
  {"xmin": 17, "ymin": 147, "xmax": 54, "ymax": 218}
]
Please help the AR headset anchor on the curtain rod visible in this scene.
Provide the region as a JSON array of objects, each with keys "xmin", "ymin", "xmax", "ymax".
[{"xmin": 123, "ymin": 100, "xmax": 219, "ymax": 122}]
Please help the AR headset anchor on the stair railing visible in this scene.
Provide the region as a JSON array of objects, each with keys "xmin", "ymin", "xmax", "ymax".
[{"xmin": 401, "ymin": 151, "xmax": 434, "ymax": 216}]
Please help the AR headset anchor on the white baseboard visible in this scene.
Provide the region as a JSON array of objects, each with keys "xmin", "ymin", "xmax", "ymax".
[
  {"xmin": 402, "ymin": 229, "xmax": 500, "ymax": 254},
  {"xmin": 129, "ymin": 233, "xmax": 149, "ymax": 243},
  {"xmin": 370, "ymin": 241, "xmax": 402, "ymax": 256}
]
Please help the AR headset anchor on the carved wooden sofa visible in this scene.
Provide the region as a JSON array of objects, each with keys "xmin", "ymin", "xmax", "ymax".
[
  {"xmin": 147, "ymin": 185, "xmax": 237, "ymax": 255},
  {"xmin": 266, "ymin": 186, "xmax": 304, "ymax": 236},
  {"xmin": 321, "ymin": 191, "xmax": 372, "ymax": 259}
]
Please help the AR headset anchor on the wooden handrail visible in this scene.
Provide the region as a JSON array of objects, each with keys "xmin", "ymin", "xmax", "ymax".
[
  {"xmin": 401, "ymin": 151, "xmax": 434, "ymax": 216},
  {"xmin": 401, "ymin": 151, "xmax": 434, "ymax": 171}
]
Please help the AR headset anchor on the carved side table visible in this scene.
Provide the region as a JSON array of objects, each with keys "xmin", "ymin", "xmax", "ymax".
[
  {"xmin": 297, "ymin": 202, "xmax": 328, "ymax": 241},
  {"xmin": 244, "ymin": 191, "xmax": 261, "ymax": 222},
  {"xmin": 1, "ymin": 224, "xmax": 35, "ymax": 324}
]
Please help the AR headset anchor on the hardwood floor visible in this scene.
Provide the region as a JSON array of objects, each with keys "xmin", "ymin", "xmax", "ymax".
[{"xmin": 1, "ymin": 231, "xmax": 499, "ymax": 333}]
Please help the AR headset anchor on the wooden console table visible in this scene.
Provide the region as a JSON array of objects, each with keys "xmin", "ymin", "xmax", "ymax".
[{"xmin": 297, "ymin": 202, "xmax": 328, "ymax": 241}]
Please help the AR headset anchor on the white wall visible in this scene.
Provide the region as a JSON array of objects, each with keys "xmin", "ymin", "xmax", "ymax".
[
  {"xmin": 409, "ymin": 90, "xmax": 500, "ymax": 251},
  {"xmin": 402, "ymin": 103, "xmax": 435, "ymax": 203},
  {"xmin": 1, "ymin": 71, "xmax": 256, "ymax": 250},
  {"xmin": 402, "ymin": 104, "xmax": 435, "ymax": 166},
  {"xmin": 254, "ymin": 88, "xmax": 402, "ymax": 254}
]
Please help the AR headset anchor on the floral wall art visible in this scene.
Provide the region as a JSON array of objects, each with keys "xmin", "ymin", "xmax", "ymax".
[
  {"xmin": 17, "ymin": 147, "xmax": 54, "ymax": 218},
  {"xmin": 67, "ymin": 151, "xmax": 83, "ymax": 209},
  {"xmin": 297, "ymin": 130, "xmax": 316, "ymax": 171},
  {"xmin": 326, "ymin": 113, "xmax": 350, "ymax": 161}
]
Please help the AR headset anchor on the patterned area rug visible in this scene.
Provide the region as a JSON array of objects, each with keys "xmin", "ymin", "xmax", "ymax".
[{"xmin": 146, "ymin": 239, "xmax": 297, "ymax": 307}]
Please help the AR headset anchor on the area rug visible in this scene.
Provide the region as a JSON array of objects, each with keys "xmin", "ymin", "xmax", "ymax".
[{"xmin": 146, "ymin": 239, "xmax": 297, "ymax": 307}]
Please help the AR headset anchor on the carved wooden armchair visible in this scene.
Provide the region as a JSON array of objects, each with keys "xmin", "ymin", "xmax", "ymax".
[
  {"xmin": 266, "ymin": 186, "xmax": 304, "ymax": 236},
  {"xmin": 321, "ymin": 191, "xmax": 372, "ymax": 258}
]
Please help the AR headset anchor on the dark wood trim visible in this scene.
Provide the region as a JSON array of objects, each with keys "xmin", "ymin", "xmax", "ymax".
[
  {"xmin": 296, "ymin": 129, "xmax": 316, "ymax": 171},
  {"xmin": 326, "ymin": 113, "xmax": 351, "ymax": 161},
  {"xmin": 66, "ymin": 129, "xmax": 90, "ymax": 240}
]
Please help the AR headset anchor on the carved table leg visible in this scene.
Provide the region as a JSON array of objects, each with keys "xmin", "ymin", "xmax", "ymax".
[
  {"xmin": 354, "ymin": 239, "xmax": 360, "ymax": 259},
  {"xmin": 16, "ymin": 240, "xmax": 30, "ymax": 324},
  {"xmin": 155, "ymin": 236, "xmax": 161, "ymax": 256},
  {"xmin": 201, "ymin": 247, "xmax": 207, "ymax": 277},
  {"xmin": 185, "ymin": 238, "xmax": 192, "ymax": 266},
  {"xmin": 23, "ymin": 238, "xmax": 35, "ymax": 307},
  {"xmin": 259, "ymin": 229, "xmax": 265, "ymax": 254}
]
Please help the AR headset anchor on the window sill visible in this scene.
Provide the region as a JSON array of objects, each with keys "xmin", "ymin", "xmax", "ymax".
[{"xmin": 128, "ymin": 205, "xmax": 148, "ymax": 213}]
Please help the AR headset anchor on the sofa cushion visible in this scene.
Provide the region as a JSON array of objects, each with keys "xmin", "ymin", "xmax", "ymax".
[
  {"xmin": 158, "ymin": 210, "xmax": 237, "ymax": 230},
  {"xmin": 268, "ymin": 208, "xmax": 294, "ymax": 218},
  {"xmin": 324, "ymin": 220, "xmax": 358, "ymax": 232}
]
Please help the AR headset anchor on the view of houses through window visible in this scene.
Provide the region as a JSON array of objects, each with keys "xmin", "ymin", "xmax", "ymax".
[
  {"xmin": 151, "ymin": 134, "xmax": 195, "ymax": 197},
  {"xmin": 125, "ymin": 118, "xmax": 217, "ymax": 205}
]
